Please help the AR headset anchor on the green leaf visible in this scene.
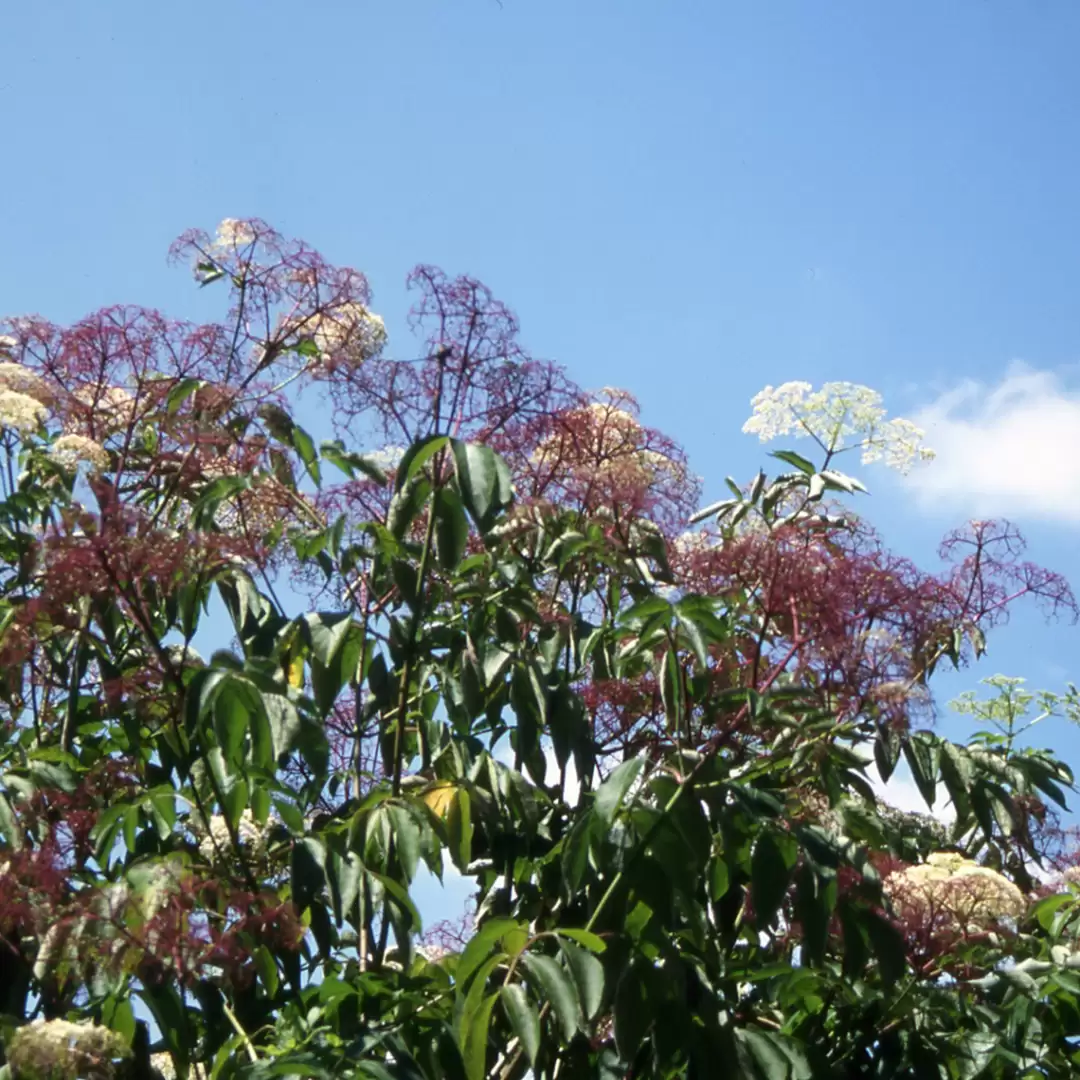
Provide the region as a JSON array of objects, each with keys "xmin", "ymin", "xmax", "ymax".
[
  {"xmin": 903, "ymin": 736, "xmax": 939, "ymax": 808},
  {"xmin": 1031, "ymin": 893, "xmax": 1074, "ymax": 933},
  {"xmin": 291, "ymin": 836, "xmax": 328, "ymax": 912},
  {"xmin": 397, "ymin": 435, "xmax": 450, "ymax": 490},
  {"xmin": 461, "ymin": 991, "xmax": 498, "ymax": 1080},
  {"xmin": 434, "ymin": 486, "xmax": 469, "ymax": 570},
  {"xmin": 560, "ymin": 939, "xmax": 605, "ymax": 1020},
  {"xmin": 451, "ymin": 440, "xmax": 514, "ymax": 530},
  {"xmin": 819, "ymin": 469, "xmax": 867, "ymax": 494},
  {"xmin": 751, "ymin": 830, "xmax": 798, "ymax": 928},
  {"xmin": 101, "ymin": 996, "xmax": 136, "ymax": 1044},
  {"xmin": 521, "ymin": 952, "xmax": 580, "ymax": 1041},
  {"xmin": 457, "ymin": 918, "xmax": 521, "ymax": 988},
  {"xmin": 500, "ymin": 984, "xmax": 540, "ymax": 1068},
  {"xmin": 557, "ymin": 928, "xmax": 607, "ymax": 953},
  {"xmin": 253, "ymin": 945, "xmax": 279, "ymax": 997},
  {"xmin": 302, "ymin": 611, "xmax": 355, "ymax": 667},
  {"xmin": 166, "ymin": 377, "xmax": 204, "ymax": 415},
  {"xmin": 213, "ymin": 677, "xmax": 260, "ymax": 767},
  {"xmin": 613, "ymin": 965, "xmax": 651, "ymax": 1062},
  {"xmin": 736, "ymin": 1027, "xmax": 792, "ymax": 1080},
  {"xmin": 141, "ymin": 984, "xmax": 191, "ymax": 1072},
  {"xmin": 291, "ymin": 424, "xmax": 321, "ymax": 487},
  {"xmin": 320, "ymin": 441, "xmax": 391, "ymax": 484},
  {"xmin": 273, "ymin": 797, "xmax": 305, "ymax": 834},
  {"xmin": 0, "ymin": 792, "xmax": 22, "ymax": 850},
  {"xmin": 388, "ymin": 803, "xmax": 422, "ymax": 882},
  {"xmin": 769, "ymin": 450, "xmax": 816, "ymax": 475},
  {"xmin": 794, "ymin": 863, "xmax": 835, "ymax": 967},
  {"xmin": 326, "ymin": 849, "xmax": 363, "ymax": 926},
  {"xmin": 447, "ymin": 788, "xmax": 473, "ymax": 871},
  {"xmin": 594, "ymin": 757, "xmax": 644, "ymax": 828},
  {"xmin": 387, "ymin": 475, "xmax": 432, "ymax": 539},
  {"xmin": 863, "ymin": 907, "xmax": 907, "ymax": 984}
]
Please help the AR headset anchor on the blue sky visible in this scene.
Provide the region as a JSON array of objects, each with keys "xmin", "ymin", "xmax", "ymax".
[{"xmin": 5, "ymin": 1, "xmax": 1080, "ymax": 907}]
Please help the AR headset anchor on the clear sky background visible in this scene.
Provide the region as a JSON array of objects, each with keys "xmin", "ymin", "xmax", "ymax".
[{"xmin": 4, "ymin": 1, "xmax": 1080, "ymax": 914}]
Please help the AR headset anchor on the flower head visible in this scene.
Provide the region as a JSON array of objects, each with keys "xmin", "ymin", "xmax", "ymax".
[
  {"xmin": 49, "ymin": 434, "xmax": 110, "ymax": 473},
  {"xmin": 532, "ymin": 390, "xmax": 685, "ymax": 488},
  {"xmin": 71, "ymin": 385, "xmax": 137, "ymax": 436},
  {"xmin": 214, "ymin": 218, "xmax": 257, "ymax": 250},
  {"xmin": 7, "ymin": 1018, "xmax": 129, "ymax": 1080},
  {"xmin": 743, "ymin": 381, "xmax": 934, "ymax": 474},
  {"xmin": 365, "ymin": 445, "xmax": 406, "ymax": 473},
  {"xmin": 884, "ymin": 851, "xmax": 1026, "ymax": 931},
  {"xmin": 196, "ymin": 809, "xmax": 270, "ymax": 862},
  {"xmin": 0, "ymin": 361, "xmax": 54, "ymax": 405},
  {"xmin": 286, "ymin": 302, "xmax": 387, "ymax": 372},
  {"xmin": 0, "ymin": 388, "xmax": 48, "ymax": 433}
]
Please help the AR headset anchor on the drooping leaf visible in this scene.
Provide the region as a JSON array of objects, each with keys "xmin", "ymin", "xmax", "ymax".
[
  {"xmin": 500, "ymin": 984, "xmax": 541, "ymax": 1068},
  {"xmin": 521, "ymin": 952, "xmax": 579, "ymax": 1041},
  {"xmin": 751, "ymin": 830, "xmax": 798, "ymax": 928},
  {"xmin": 559, "ymin": 939, "xmax": 605, "ymax": 1020},
  {"xmin": 451, "ymin": 440, "xmax": 514, "ymax": 530},
  {"xmin": 434, "ymin": 486, "xmax": 469, "ymax": 570},
  {"xmin": 594, "ymin": 757, "xmax": 644, "ymax": 828}
]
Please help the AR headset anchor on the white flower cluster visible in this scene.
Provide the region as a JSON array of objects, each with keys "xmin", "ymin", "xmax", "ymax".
[
  {"xmin": 49, "ymin": 433, "xmax": 110, "ymax": 473},
  {"xmin": 197, "ymin": 808, "xmax": 270, "ymax": 862},
  {"xmin": 365, "ymin": 445, "xmax": 407, "ymax": 472},
  {"xmin": 150, "ymin": 1052, "xmax": 178, "ymax": 1080},
  {"xmin": 0, "ymin": 388, "xmax": 47, "ymax": 434},
  {"xmin": 0, "ymin": 361, "xmax": 54, "ymax": 405},
  {"xmin": 884, "ymin": 851, "xmax": 1026, "ymax": 930},
  {"xmin": 214, "ymin": 217, "xmax": 257, "ymax": 250},
  {"xmin": 743, "ymin": 381, "xmax": 935, "ymax": 474},
  {"xmin": 533, "ymin": 391, "xmax": 684, "ymax": 487},
  {"xmin": 212, "ymin": 474, "xmax": 322, "ymax": 542},
  {"xmin": 7, "ymin": 1018, "xmax": 129, "ymax": 1080},
  {"xmin": 72, "ymin": 384, "xmax": 137, "ymax": 435},
  {"xmin": 286, "ymin": 302, "xmax": 387, "ymax": 372},
  {"xmin": 672, "ymin": 530, "xmax": 715, "ymax": 557},
  {"xmin": 139, "ymin": 861, "xmax": 183, "ymax": 923}
]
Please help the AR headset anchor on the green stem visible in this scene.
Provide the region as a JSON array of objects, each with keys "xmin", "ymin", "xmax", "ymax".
[{"xmin": 222, "ymin": 999, "xmax": 259, "ymax": 1063}]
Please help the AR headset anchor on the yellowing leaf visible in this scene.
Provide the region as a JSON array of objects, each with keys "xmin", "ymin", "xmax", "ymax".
[
  {"xmin": 422, "ymin": 783, "xmax": 457, "ymax": 819},
  {"xmin": 286, "ymin": 654, "xmax": 305, "ymax": 688}
]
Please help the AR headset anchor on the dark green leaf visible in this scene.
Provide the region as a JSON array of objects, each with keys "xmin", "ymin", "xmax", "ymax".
[
  {"xmin": 594, "ymin": 757, "xmax": 644, "ymax": 828},
  {"xmin": 613, "ymin": 966, "xmax": 650, "ymax": 1062},
  {"xmin": 500, "ymin": 984, "xmax": 540, "ymax": 1068},
  {"xmin": 751, "ymin": 830, "xmax": 798, "ymax": 927},
  {"xmin": 397, "ymin": 435, "xmax": 450, "ymax": 490},
  {"xmin": 434, "ymin": 486, "xmax": 469, "ymax": 570},
  {"xmin": 521, "ymin": 952, "xmax": 579, "ymax": 1041},
  {"xmin": 451, "ymin": 440, "xmax": 514, "ymax": 530},
  {"xmin": 560, "ymin": 939, "xmax": 604, "ymax": 1020}
]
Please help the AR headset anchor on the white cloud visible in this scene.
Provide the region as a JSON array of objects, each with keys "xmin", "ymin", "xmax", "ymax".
[
  {"xmin": 905, "ymin": 363, "xmax": 1080, "ymax": 524},
  {"xmin": 869, "ymin": 764, "xmax": 956, "ymax": 825}
]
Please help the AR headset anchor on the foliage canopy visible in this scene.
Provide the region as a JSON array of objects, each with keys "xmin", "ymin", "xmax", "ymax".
[{"xmin": 0, "ymin": 219, "xmax": 1079, "ymax": 1079}]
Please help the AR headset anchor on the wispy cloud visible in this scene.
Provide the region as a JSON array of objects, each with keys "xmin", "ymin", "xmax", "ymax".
[{"xmin": 906, "ymin": 364, "xmax": 1080, "ymax": 524}]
